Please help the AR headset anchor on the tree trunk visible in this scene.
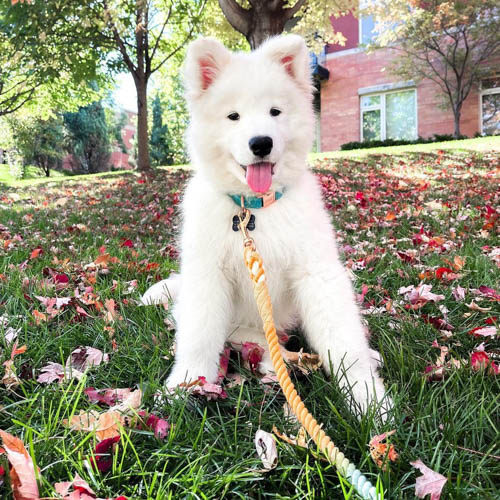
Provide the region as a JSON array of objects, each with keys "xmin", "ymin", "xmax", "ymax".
[
  {"xmin": 453, "ymin": 103, "xmax": 462, "ymax": 139},
  {"xmin": 135, "ymin": 76, "xmax": 152, "ymax": 173},
  {"xmin": 247, "ymin": 10, "xmax": 287, "ymax": 49}
]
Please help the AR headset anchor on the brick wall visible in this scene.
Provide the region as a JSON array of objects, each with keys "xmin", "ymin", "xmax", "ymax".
[{"xmin": 320, "ymin": 47, "xmax": 481, "ymax": 151}]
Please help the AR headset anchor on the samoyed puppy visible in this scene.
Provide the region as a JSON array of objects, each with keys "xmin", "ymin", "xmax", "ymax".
[{"xmin": 143, "ymin": 35, "xmax": 390, "ymax": 417}]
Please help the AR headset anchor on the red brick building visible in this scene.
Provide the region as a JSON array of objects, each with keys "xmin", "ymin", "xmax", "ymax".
[
  {"xmin": 109, "ymin": 109, "xmax": 137, "ymax": 169},
  {"xmin": 317, "ymin": 12, "xmax": 500, "ymax": 151}
]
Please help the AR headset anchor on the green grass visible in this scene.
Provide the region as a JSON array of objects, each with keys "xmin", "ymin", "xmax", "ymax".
[
  {"xmin": 0, "ymin": 148, "xmax": 499, "ymax": 499},
  {"xmin": 310, "ymin": 136, "xmax": 500, "ymax": 160}
]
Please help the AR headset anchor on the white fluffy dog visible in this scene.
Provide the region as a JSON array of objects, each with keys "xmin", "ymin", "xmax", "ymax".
[{"xmin": 143, "ymin": 35, "xmax": 389, "ymax": 416}]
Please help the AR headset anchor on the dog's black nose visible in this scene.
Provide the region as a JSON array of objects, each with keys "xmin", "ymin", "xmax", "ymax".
[{"xmin": 249, "ymin": 136, "xmax": 273, "ymax": 158}]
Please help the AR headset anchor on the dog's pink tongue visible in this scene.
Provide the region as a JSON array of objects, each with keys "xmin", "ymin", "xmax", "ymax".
[{"xmin": 246, "ymin": 162, "xmax": 273, "ymax": 193}]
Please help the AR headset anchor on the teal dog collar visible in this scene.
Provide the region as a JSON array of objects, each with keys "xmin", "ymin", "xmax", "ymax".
[{"xmin": 229, "ymin": 190, "xmax": 283, "ymax": 209}]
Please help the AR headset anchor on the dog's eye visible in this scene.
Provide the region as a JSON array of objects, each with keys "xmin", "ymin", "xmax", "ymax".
[
  {"xmin": 227, "ymin": 112, "xmax": 240, "ymax": 121},
  {"xmin": 270, "ymin": 108, "xmax": 281, "ymax": 117}
]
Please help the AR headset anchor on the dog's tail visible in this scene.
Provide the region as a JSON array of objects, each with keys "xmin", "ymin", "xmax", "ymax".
[{"xmin": 140, "ymin": 273, "xmax": 181, "ymax": 305}]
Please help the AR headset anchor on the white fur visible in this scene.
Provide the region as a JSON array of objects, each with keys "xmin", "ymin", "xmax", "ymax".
[{"xmin": 144, "ymin": 35, "xmax": 390, "ymax": 417}]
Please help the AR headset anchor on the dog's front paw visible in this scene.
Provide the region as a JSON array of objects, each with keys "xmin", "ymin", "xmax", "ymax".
[{"xmin": 350, "ymin": 375, "xmax": 392, "ymax": 422}]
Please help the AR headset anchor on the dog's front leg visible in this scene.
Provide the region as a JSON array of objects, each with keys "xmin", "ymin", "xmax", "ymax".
[
  {"xmin": 293, "ymin": 256, "xmax": 389, "ymax": 417},
  {"xmin": 166, "ymin": 266, "xmax": 232, "ymax": 388}
]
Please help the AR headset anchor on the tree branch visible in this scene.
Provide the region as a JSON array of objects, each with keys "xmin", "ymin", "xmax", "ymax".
[
  {"xmin": 218, "ymin": 0, "xmax": 250, "ymax": 36},
  {"xmin": 284, "ymin": 0, "xmax": 307, "ymax": 21}
]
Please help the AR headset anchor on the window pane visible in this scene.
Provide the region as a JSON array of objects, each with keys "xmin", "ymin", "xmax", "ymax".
[
  {"xmin": 362, "ymin": 109, "xmax": 381, "ymax": 141},
  {"xmin": 361, "ymin": 95, "xmax": 380, "ymax": 108},
  {"xmin": 482, "ymin": 93, "xmax": 500, "ymax": 135},
  {"xmin": 386, "ymin": 90, "xmax": 417, "ymax": 140},
  {"xmin": 361, "ymin": 15, "xmax": 376, "ymax": 44}
]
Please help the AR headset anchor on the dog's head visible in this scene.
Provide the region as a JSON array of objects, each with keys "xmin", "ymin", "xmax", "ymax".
[{"xmin": 183, "ymin": 35, "xmax": 315, "ymax": 194}]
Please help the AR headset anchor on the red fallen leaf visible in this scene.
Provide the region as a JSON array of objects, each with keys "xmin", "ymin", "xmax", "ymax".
[
  {"xmin": 0, "ymin": 430, "xmax": 39, "ymax": 500},
  {"xmin": 120, "ymin": 239, "xmax": 134, "ymax": 248},
  {"xmin": 54, "ymin": 273, "xmax": 70, "ymax": 284},
  {"xmin": 411, "ymin": 459, "xmax": 447, "ymax": 499},
  {"xmin": 84, "ymin": 387, "xmax": 133, "ymax": 406},
  {"xmin": 189, "ymin": 376, "xmax": 227, "ymax": 400},
  {"xmin": 468, "ymin": 326, "xmax": 497, "ymax": 338},
  {"xmin": 435, "ymin": 267, "xmax": 454, "ymax": 280},
  {"xmin": 241, "ymin": 342, "xmax": 264, "ymax": 372},
  {"xmin": 68, "ymin": 347, "xmax": 109, "ymax": 371},
  {"xmin": 478, "ymin": 285, "xmax": 500, "ymax": 300},
  {"xmin": 54, "ymin": 472, "xmax": 96, "ymax": 498},
  {"xmin": 471, "ymin": 351, "xmax": 500, "ymax": 375},
  {"xmin": 29, "ymin": 247, "xmax": 42, "ymax": 259},
  {"xmin": 217, "ymin": 347, "xmax": 231, "ymax": 382},
  {"xmin": 90, "ymin": 436, "xmax": 120, "ymax": 473},
  {"xmin": 485, "ymin": 316, "xmax": 497, "ymax": 325},
  {"xmin": 137, "ymin": 411, "xmax": 170, "ymax": 439},
  {"xmin": 137, "ymin": 178, "xmax": 146, "ymax": 184}
]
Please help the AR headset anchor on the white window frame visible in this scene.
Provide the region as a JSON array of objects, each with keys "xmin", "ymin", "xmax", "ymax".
[
  {"xmin": 360, "ymin": 88, "xmax": 418, "ymax": 141},
  {"xmin": 479, "ymin": 79, "xmax": 500, "ymax": 135}
]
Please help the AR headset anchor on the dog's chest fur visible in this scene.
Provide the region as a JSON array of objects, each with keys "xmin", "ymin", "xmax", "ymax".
[{"xmin": 179, "ymin": 169, "xmax": 335, "ymax": 330}]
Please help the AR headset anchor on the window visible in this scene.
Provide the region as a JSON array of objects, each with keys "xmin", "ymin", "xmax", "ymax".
[
  {"xmin": 360, "ymin": 89, "xmax": 417, "ymax": 141},
  {"xmin": 481, "ymin": 77, "xmax": 500, "ymax": 136}
]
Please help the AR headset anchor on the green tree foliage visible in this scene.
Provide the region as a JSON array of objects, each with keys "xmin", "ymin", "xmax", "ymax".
[
  {"xmin": 6, "ymin": 114, "xmax": 64, "ymax": 177},
  {"xmin": 150, "ymin": 95, "xmax": 173, "ymax": 166},
  {"xmin": 0, "ymin": 1, "xmax": 107, "ymax": 117},
  {"xmin": 206, "ymin": 0, "xmax": 358, "ymax": 50},
  {"xmin": 367, "ymin": 0, "xmax": 500, "ymax": 138},
  {"xmin": 3, "ymin": 0, "xmax": 207, "ymax": 173},
  {"xmin": 64, "ymin": 101, "xmax": 111, "ymax": 174}
]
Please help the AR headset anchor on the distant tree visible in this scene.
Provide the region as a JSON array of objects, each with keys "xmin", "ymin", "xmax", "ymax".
[
  {"xmin": 7, "ymin": 114, "xmax": 64, "ymax": 177},
  {"xmin": 64, "ymin": 100, "xmax": 111, "ymax": 174},
  {"xmin": 208, "ymin": 0, "xmax": 357, "ymax": 50},
  {"xmin": 150, "ymin": 95, "xmax": 173, "ymax": 167},
  {"xmin": 368, "ymin": 0, "xmax": 500, "ymax": 138}
]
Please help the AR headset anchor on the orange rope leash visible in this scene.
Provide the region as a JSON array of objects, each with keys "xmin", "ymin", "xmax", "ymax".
[{"xmin": 237, "ymin": 207, "xmax": 380, "ymax": 500}]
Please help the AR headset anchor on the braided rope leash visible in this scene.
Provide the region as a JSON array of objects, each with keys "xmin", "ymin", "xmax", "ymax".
[{"xmin": 237, "ymin": 207, "xmax": 381, "ymax": 500}]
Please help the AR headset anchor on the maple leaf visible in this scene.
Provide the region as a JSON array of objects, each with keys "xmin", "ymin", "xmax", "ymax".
[
  {"xmin": 137, "ymin": 411, "xmax": 170, "ymax": 439},
  {"xmin": 369, "ymin": 430, "xmax": 398, "ymax": 470},
  {"xmin": 189, "ymin": 377, "xmax": 227, "ymax": 400},
  {"xmin": 470, "ymin": 351, "xmax": 499, "ymax": 375},
  {"xmin": 84, "ymin": 387, "xmax": 133, "ymax": 406},
  {"xmin": 254, "ymin": 430, "xmax": 278, "ymax": 471},
  {"xmin": 29, "ymin": 247, "xmax": 43, "ymax": 260},
  {"xmin": 37, "ymin": 362, "xmax": 84, "ymax": 384},
  {"xmin": 411, "ymin": 459, "xmax": 447, "ymax": 500},
  {"xmin": 67, "ymin": 347, "xmax": 109, "ymax": 372},
  {"xmin": 241, "ymin": 342, "xmax": 264, "ymax": 372},
  {"xmin": 89, "ymin": 436, "xmax": 120, "ymax": 473},
  {"xmin": 0, "ymin": 430, "xmax": 39, "ymax": 500},
  {"xmin": 64, "ymin": 410, "xmax": 124, "ymax": 441},
  {"xmin": 468, "ymin": 326, "xmax": 497, "ymax": 338}
]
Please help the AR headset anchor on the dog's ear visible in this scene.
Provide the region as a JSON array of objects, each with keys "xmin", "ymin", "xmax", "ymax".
[
  {"xmin": 259, "ymin": 35, "xmax": 311, "ymax": 90},
  {"xmin": 183, "ymin": 37, "xmax": 231, "ymax": 98}
]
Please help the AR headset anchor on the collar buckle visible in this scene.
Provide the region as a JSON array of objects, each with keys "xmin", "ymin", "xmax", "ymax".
[{"xmin": 258, "ymin": 190, "xmax": 276, "ymax": 208}]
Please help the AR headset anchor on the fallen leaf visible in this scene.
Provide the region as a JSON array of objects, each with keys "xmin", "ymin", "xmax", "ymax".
[
  {"xmin": 0, "ymin": 430, "xmax": 39, "ymax": 500},
  {"xmin": 369, "ymin": 430, "xmax": 398, "ymax": 470},
  {"xmin": 272, "ymin": 425, "xmax": 308, "ymax": 448},
  {"xmin": 37, "ymin": 362, "xmax": 84, "ymax": 384},
  {"xmin": 63, "ymin": 410, "xmax": 124, "ymax": 441},
  {"xmin": 84, "ymin": 387, "xmax": 133, "ymax": 406},
  {"xmin": 89, "ymin": 436, "xmax": 120, "ymax": 473},
  {"xmin": 466, "ymin": 302, "xmax": 491, "ymax": 312},
  {"xmin": 254, "ymin": 429, "xmax": 278, "ymax": 471},
  {"xmin": 411, "ymin": 459, "xmax": 447, "ymax": 500},
  {"xmin": 67, "ymin": 347, "xmax": 109, "ymax": 372}
]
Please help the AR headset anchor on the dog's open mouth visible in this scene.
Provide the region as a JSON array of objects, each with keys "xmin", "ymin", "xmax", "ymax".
[{"xmin": 240, "ymin": 162, "xmax": 275, "ymax": 193}]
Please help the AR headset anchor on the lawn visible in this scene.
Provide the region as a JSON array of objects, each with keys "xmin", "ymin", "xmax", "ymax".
[{"xmin": 0, "ymin": 147, "xmax": 498, "ymax": 499}]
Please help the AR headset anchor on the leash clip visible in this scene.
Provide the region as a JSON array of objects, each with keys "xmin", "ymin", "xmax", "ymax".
[{"xmin": 237, "ymin": 206, "xmax": 255, "ymax": 250}]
